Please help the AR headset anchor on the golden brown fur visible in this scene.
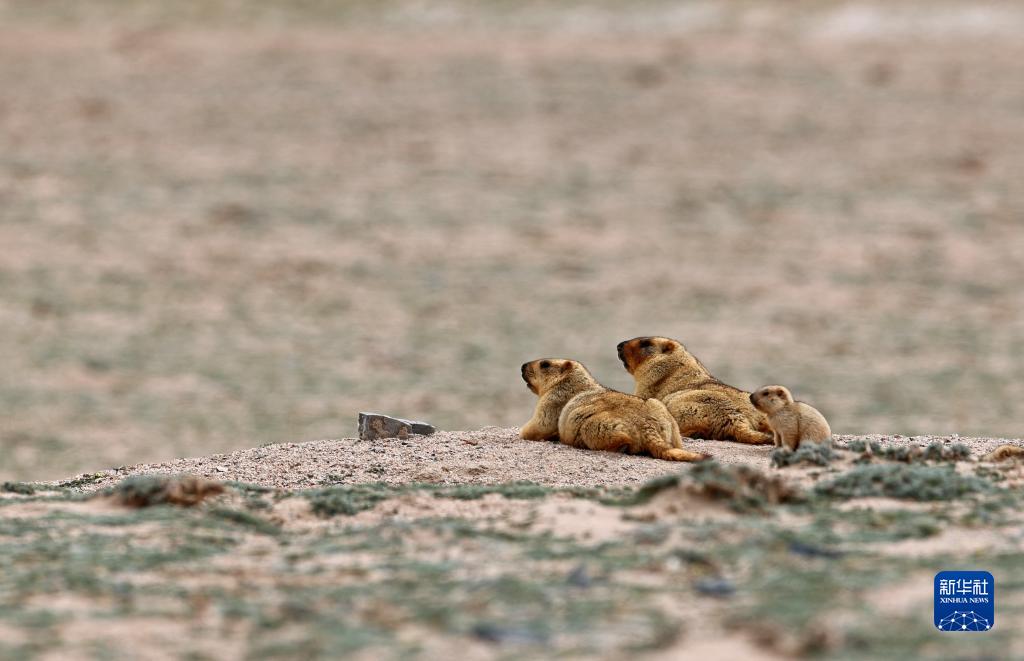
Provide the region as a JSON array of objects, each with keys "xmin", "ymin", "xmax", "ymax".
[
  {"xmin": 750, "ymin": 385, "xmax": 831, "ymax": 451},
  {"xmin": 617, "ymin": 336, "xmax": 773, "ymax": 445},
  {"xmin": 981, "ymin": 444, "xmax": 1024, "ymax": 462},
  {"xmin": 520, "ymin": 358, "xmax": 708, "ymax": 462}
]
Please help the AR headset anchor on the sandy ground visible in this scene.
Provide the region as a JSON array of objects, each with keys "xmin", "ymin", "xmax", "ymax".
[
  {"xmin": 61, "ymin": 428, "xmax": 1018, "ymax": 491},
  {"xmin": 4, "ymin": 431, "xmax": 1023, "ymax": 660}
]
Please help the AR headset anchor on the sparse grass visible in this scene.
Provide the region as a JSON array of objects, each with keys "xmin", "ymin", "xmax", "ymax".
[
  {"xmin": 849, "ymin": 440, "xmax": 974, "ymax": 464},
  {"xmin": 771, "ymin": 444, "xmax": 839, "ymax": 468},
  {"xmin": 303, "ymin": 481, "xmax": 622, "ymax": 517},
  {"xmin": 207, "ymin": 507, "xmax": 281, "ymax": 536},
  {"xmin": 442, "ymin": 481, "xmax": 555, "ymax": 501},
  {"xmin": 815, "ymin": 464, "xmax": 994, "ymax": 501},
  {"xmin": 605, "ymin": 463, "xmax": 804, "ymax": 512},
  {"xmin": 3, "ymin": 462, "xmax": 1022, "ymax": 658},
  {"xmin": 686, "ymin": 461, "xmax": 804, "ymax": 512},
  {"xmin": 57, "ymin": 473, "xmax": 106, "ymax": 489},
  {"xmin": 1, "ymin": 482, "xmax": 36, "ymax": 495},
  {"xmin": 304, "ymin": 483, "xmax": 401, "ymax": 517}
]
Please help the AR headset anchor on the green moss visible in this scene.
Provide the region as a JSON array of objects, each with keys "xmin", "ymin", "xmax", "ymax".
[
  {"xmin": 621, "ymin": 474, "xmax": 682, "ymax": 505},
  {"xmin": 771, "ymin": 444, "xmax": 838, "ymax": 468},
  {"xmin": 687, "ymin": 461, "xmax": 803, "ymax": 512},
  {"xmin": 2, "ymin": 481, "xmax": 36, "ymax": 495},
  {"xmin": 815, "ymin": 464, "xmax": 993, "ymax": 501},
  {"xmin": 206, "ymin": 507, "xmax": 280, "ymax": 536},
  {"xmin": 57, "ymin": 473, "xmax": 106, "ymax": 488},
  {"xmin": 225, "ymin": 481, "xmax": 275, "ymax": 494},
  {"xmin": 303, "ymin": 482, "xmax": 618, "ymax": 517},
  {"xmin": 845, "ymin": 439, "xmax": 869, "ymax": 453},
  {"xmin": 304, "ymin": 483, "xmax": 399, "ymax": 517},
  {"xmin": 922, "ymin": 441, "xmax": 971, "ymax": 461},
  {"xmin": 603, "ymin": 463, "xmax": 803, "ymax": 512},
  {"xmin": 443, "ymin": 481, "xmax": 556, "ymax": 501},
  {"xmin": 855, "ymin": 440, "xmax": 972, "ymax": 464}
]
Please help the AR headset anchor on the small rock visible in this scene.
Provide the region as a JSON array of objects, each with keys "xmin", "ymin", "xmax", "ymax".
[{"xmin": 358, "ymin": 412, "xmax": 436, "ymax": 441}]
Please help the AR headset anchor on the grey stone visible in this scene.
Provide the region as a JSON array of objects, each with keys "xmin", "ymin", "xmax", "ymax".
[{"xmin": 358, "ymin": 412, "xmax": 436, "ymax": 441}]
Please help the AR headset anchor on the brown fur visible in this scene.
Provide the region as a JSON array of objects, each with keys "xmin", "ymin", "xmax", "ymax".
[
  {"xmin": 749, "ymin": 385, "xmax": 831, "ymax": 451},
  {"xmin": 520, "ymin": 358, "xmax": 708, "ymax": 462},
  {"xmin": 111, "ymin": 475, "xmax": 225, "ymax": 508},
  {"xmin": 981, "ymin": 444, "xmax": 1024, "ymax": 462},
  {"xmin": 617, "ymin": 336, "xmax": 773, "ymax": 445}
]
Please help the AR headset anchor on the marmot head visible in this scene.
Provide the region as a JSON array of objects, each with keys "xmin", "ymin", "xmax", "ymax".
[
  {"xmin": 616, "ymin": 336, "xmax": 683, "ymax": 374},
  {"xmin": 521, "ymin": 358, "xmax": 589, "ymax": 396},
  {"xmin": 749, "ymin": 385, "xmax": 794, "ymax": 414}
]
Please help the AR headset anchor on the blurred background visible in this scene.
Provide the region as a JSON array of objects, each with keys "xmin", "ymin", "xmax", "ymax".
[{"xmin": 2, "ymin": 0, "xmax": 1023, "ymax": 480}]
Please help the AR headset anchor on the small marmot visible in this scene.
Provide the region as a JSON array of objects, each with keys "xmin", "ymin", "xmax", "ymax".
[
  {"xmin": 749, "ymin": 385, "xmax": 831, "ymax": 451},
  {"xmin": 520, "ymin": 358, "xmax": 708, "ymax": 462},
  {"xmin": 617, "ymin": 336, "xmax": 774, "ymax": 445}
]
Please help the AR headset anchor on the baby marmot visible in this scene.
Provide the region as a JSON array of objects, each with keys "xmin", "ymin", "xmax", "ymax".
[
  {"xmin": 521, "ymin": 358, "xmax": 708, "ymax": 462},
  {"xmin": 749, "ymin": 385, "xmax": 831, "ymax": 451}
]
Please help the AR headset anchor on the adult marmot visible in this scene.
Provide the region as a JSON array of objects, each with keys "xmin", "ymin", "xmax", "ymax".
[
  {"xmin": 520, "ymin": 358, "xmax": 708, "ymax": 462},
  {"xmin": 749, "ymin": 385, "xmax": 832, "ymax": 451},
  {"xmin": 617, "ymin": 336, "xmax": 773, "ymax": 445}
]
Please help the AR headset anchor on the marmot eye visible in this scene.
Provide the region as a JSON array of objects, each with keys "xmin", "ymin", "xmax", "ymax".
[
  {"xmin": 640, "ymin": 340, "xmax": 652, "ymax": 349},
  {"xmin": 539, "ymin": 360, "xmax": 551, "ymax": 369}
]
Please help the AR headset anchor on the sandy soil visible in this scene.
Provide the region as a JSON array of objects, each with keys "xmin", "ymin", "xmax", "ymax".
[
  {"xmin": 4, "ymin": 431, "xmax": 1023, "ymax": 660},
  {"xmin": 53, "ymin": 427, "xmax": 1018, "ymax": 492}
]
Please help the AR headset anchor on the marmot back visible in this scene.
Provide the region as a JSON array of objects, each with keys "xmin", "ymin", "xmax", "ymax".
[{"xmin": 617, "ymin": 337, "xmax": 773, "ymax": 445}]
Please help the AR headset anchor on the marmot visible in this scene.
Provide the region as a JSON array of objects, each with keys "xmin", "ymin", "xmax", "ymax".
[
  {"xmin": 520, "ymin": 358, "xmax": 708, "ymax": 462},
  {"xmin": 982, "ymin": 444, "xmax": 1024, "ymax": 462},
  {"xmin": 749, "ymin": 385, "xmax": 831, "ymax": 451},
  {"xmin": 617, "ymin": 336, "xmax": 773, "ymax": 445}
]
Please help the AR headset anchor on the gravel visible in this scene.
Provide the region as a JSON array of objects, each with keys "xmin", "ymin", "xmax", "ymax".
[{"xmin": 53, "ymin": 429, "xmax": 1021, "ymax": 493}]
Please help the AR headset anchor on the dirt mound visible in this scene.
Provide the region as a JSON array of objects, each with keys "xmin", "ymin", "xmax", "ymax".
[
  {"xmin": 38, "ymin": 430, "xmax": 1015, "ymax": 495},
  {"xmin": 3, "ymin": 431, "xmax": 1023, "ymax": 659}
]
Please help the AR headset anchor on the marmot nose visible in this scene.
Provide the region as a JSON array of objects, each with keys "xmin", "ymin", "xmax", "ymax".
[
  {"xmin": 520, "ymin": 363, "xmax": 529, "ymax": 374},
  {"xmin": 749, "ymin": 393, "xmax": 756, "ymax": 404}
]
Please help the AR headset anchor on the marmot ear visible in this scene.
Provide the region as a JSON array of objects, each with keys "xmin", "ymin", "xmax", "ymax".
[
  {"xmin": 662, "ymin": 340, "xmax": 677, "ymax": 353},
  {"xmin": 561, "ymin": 361, "xmax": 574, "ymax": 374}
]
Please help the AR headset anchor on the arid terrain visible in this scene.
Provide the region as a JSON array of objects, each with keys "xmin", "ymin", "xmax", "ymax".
[
  {"xmin": 2, "ymin": 2, "xmax": 1023, "ymax": 658},
  {"xmin": 2, "ymin": 431, "xmax": 1022, "ymax": 659},
  {"xmin": 2, "ymin": 1, "xmax": 1024, "ymax": 481}
]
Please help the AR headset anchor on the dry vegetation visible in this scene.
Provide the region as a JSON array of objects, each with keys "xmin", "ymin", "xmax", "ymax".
[{"xmin": 3, "ymin": 431, "xmax": 1023, "ymax": 659}]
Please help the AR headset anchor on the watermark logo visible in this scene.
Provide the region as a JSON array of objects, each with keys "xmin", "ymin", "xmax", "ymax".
[{"xmin": 934, "ymin": 571, "xmax": 994, "ymax": 632}]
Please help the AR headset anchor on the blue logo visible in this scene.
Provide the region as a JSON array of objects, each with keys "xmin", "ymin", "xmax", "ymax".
[{"xmin": 934, "ymin": 571, "xmax": 994, "ymax": 632}]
